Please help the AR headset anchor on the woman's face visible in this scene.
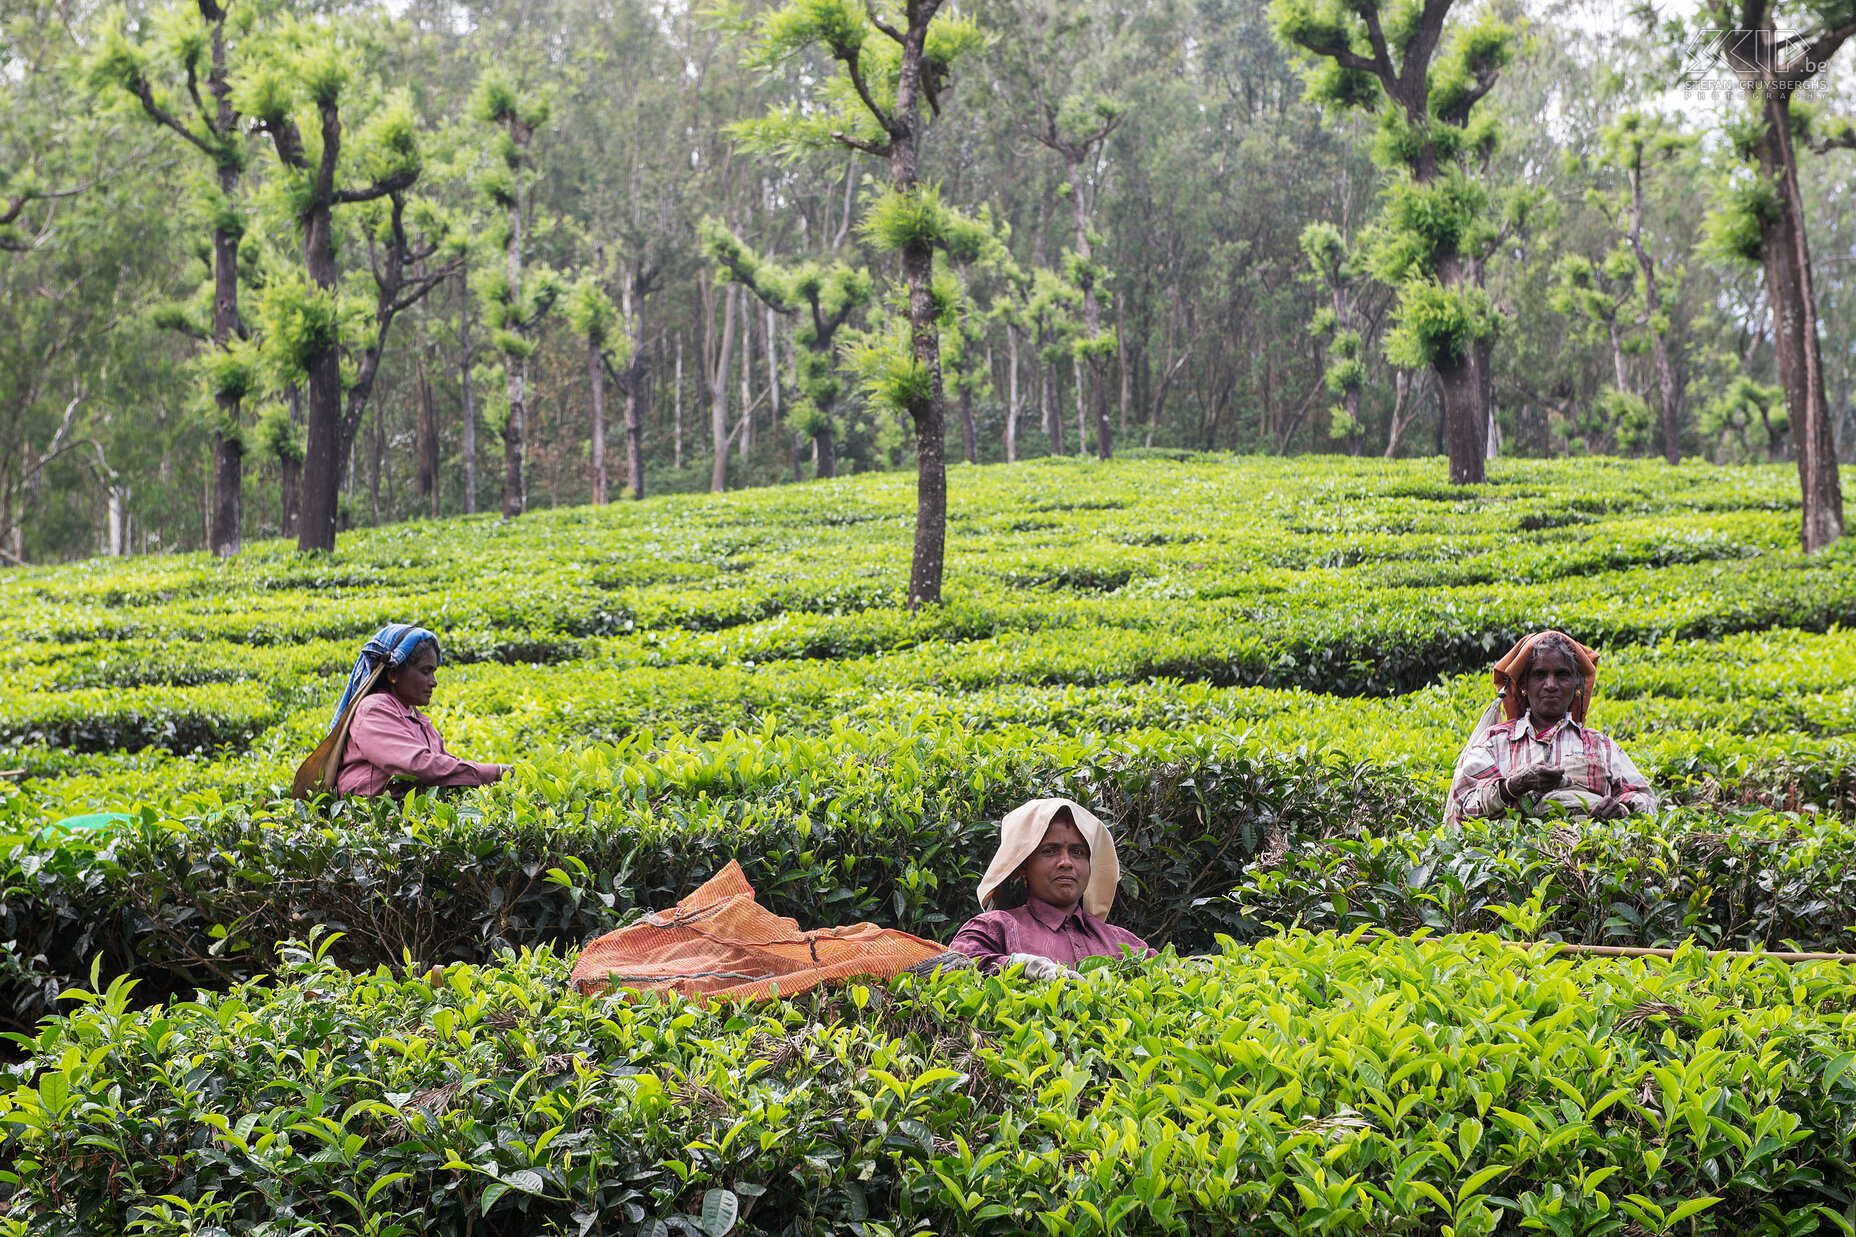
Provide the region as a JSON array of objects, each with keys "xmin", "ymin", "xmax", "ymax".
[
  {"xmin": 389, "ymin": 643, "xmax": 440, "ymax": 708},
  {"xmin": 1023, "ymin": 817, "xmax": 1091, "ymax": 912},
  {"xmin": 1524, "ymin": 647, "xmax": 1580, "ymax": 722}
]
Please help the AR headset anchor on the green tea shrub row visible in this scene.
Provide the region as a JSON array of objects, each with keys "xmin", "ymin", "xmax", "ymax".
[
  {"xmin": 9, "ymin": 553, "xmax": 1850, "ymax": 694},
  {"xmin": 0, "ymin": 683, "xmax": 281, "ymax": 755},
  {"xmin": 0, "ymin": 726, "xmax": 1428, "ymax": 1030},
  {"xmin": 6, "ymin": 932, "xmax": 1855, "ymax": 1236},
  {"xmin": 1231, "ymin": 807, "xmax": 1856, "ymax": 950}
]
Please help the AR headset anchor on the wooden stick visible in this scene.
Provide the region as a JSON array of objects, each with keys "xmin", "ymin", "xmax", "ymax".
[
  {"xmin": 0, "ymin": 769, "xmax": 24, "ymax": 779},
  {"xmin": 1521, "ymin": 942, "xmax": 1856, "ymax": 965}
]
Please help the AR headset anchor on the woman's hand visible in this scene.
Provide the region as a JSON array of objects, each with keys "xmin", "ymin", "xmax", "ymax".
[
  {"xmin": 1587, "ymin": 779, "xmax": 1630, "ymax": 820},
  {"xmin": 1502, "ymin": 764, "xmax": 1566, "ymax": 801},
  {"xmin": 1005, "ymin": 952, "xmax": 1084, "ymax": 982}
]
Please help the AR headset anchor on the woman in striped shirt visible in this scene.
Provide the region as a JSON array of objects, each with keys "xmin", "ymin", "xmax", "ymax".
[{"xmin": 1445, "ymin": 631, "xmax": 1657, "ymax": 826}]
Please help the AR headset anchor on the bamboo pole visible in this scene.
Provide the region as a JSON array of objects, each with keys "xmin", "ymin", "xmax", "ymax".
[{"xmin": 1519, "ymin": 941, "xmax": 1856, "ymax": 965}]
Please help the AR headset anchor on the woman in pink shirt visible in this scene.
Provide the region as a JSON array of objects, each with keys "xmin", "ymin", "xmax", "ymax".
[
  {"xmin": 294, "ymin": 624, "xmax": 506, "ymax": 799},
  {"xmin": 949, "ymin": 798, "xmax": 1150, "ymax": 979}
]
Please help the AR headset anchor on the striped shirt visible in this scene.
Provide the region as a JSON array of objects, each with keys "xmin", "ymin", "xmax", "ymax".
[{"xmin": 1447, "ymin": 713, "xmax": 1656, "ymax": 822}]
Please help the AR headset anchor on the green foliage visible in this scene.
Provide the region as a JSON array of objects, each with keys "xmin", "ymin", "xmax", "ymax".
[
  {"xmin": 1705, "ymin": 172, "xmax": 1780, "ymax": 265},
  {"xmin": 13, "ymin": 927, "xmax": 1856, "ymax": 1234},
  {"xmin": 254, "ymin": 270, "xmax": 342, "ymax": 384},
  {"xmin": 845, "ymin": 323, "xmax": 934, "ymax": 416},
  {"xmin": 0, "ymin": 726, "xmax": 1424, "ymax": 1028},
  {"xmin": 5, "ymin": 458, "xmax": 1856, "ymax": 1228},
  {"xmin": 470, "ymin": 69, "xmax": 550, "ymax": 130},
  {"xmin": 562, "ymin": 276, "xmax": 620, "ymax": 350},
  {"xmin": 253, "ymin": 401, "xmax": 306, "ymax": 466},
  {"xmin": 1237, "ymin": 805, "xmax": 1856, "ymax": 946},
  {"xmin": 1384, "ymin": 277, "xmax": 1497, "ymax": 367}
]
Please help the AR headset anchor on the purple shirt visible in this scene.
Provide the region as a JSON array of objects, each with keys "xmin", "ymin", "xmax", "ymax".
[
  {"xmin": 948, "ymin": 896, "xmax": 1151, "ymax": 971},
  {"xmin": 334, "ymin": 694, "xmax": 501, "ymax": 796}
]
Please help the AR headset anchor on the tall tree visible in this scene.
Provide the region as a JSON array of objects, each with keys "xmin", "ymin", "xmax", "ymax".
[
  {"xmin": 88, "ymin": 0, "xmax": 251, "ymax": 557},
  {"xmin": 1698, "ymin": 1, "xmax": 1855, "ymax": 549},
  {"xmin": 703, "ymin": 219, "xmax": 873, "ymax": 479},
  {"xmin": 241, "ymin": 19, "xmax": 422, "ymax": 552},
  {"xmin": 738, "ymin": 0, "xmax": 982, "ymax": 606},
  {"xmin": 1271, "ymin": 0, "xmax": 1521, "ymax": 483},
  {"xmin": 564, "ymin": 272, "xmax": 620, "ymax": 503},
  {"xmin": 1601, "ymin": 112, "xmax": 1688, "ymax": 465},
  {"xmin": 610, "ymin": 261, "xmax": 660, "ymax": 500},
  {"xmin": 1037, "ymin": 100, "xmax": 1119, "ymax": 460},
  {"xmin": 473, "ymin": 71, "xmax": 553, "ymax": 520},
  {"xmin": 1300, "ymin": 221, "xmax": 1374, "ymax": 455}
]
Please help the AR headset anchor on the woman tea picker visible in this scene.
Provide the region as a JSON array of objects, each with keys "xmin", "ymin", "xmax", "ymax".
[
  {"xmin": 948, "ymin": 798, "xmax": 1151, "ymax": 979},
  {"xmin": 292, "ymin": 624, "xmax": 506, "ymax": 799},
  {"xmin": 1444, "ymin": 630, "xmax": 1656, "ymax": 826}
]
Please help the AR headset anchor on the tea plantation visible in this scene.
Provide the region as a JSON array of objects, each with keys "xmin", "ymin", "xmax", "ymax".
[{"xmin": 3, "ymin": 455, "xmax": 1856, "ymax": 1236}]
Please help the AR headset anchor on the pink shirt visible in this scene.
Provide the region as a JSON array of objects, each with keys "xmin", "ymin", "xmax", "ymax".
[
  {"xmin": 334, "ymin": 694, "xmax": 501, "ymax": 797},
  {"xmin": 948, "ymin": 896, "xmax": 1151, "ymax": 971}
]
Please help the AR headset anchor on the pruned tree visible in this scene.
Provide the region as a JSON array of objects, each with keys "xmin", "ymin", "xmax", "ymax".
[
  {"xmin": 564, "ymin": 272, "xmax": 622, "ymax": 504},
  {"xmin": 1300, "ymin": 221, "xmax": 1376, "ymax": 455},
  {"xmin": 87, "ymin": 0, "xmax": 251, "ymax": 556},
  {"xmin": 1040, "ymin": 96, "xmax": 1120, "ymax": 460},
  {"xmin": 704, "ymin": 219, "xmax": 873, "ymax": 479},
  {"xmin": 1271, "ymin": 0, "xmax": 1526, "ymax": 483},
  {"xmin": 736, "ymin": 0, "xmax": 983, "ymax": 606},
  {"xmin": 1701, "ymin": 373, "xmax": 1787, "ymax": 462},
  {"xmin": 1599, "ymin": 111, "xmax": 1689, "ymax": 465},
  {"xmin": 342, "ymin": 193, "xmax": 464, "ymax": 475},
  {"xmin": 473, "ymin": 71, "xmax": 554, "ymax": 520},
  {"xmin": 609, "ymin": 261, "xmax": 662, "ymax": 501},
  {"xmin": 240, "ymin": 19, "xmax": 423, "ymax": 552},
  {"xmin": 1695, "ymin": 0, "xmax": 1856, "ymax": 549}
]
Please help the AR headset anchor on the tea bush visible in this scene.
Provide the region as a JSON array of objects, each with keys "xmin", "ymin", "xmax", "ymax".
[
  {"xmin": 4, "ymin": 455, "xmax": 1856, "ymax": 1233},
  {"xmin": 7, "ymin": 933, "xmax": 1856, "ymax": 1236},
  {"xmin": 0, "ymin": 726, "xmax": 1426, "ymax": 1031}
]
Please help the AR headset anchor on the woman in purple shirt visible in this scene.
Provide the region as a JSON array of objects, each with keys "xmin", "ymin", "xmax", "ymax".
[
  {"xmin": 948, "ymin": 798, "xmax": 1150, "ymax": 979},
  {"xmin": 293, "ymin": 624, "xmax": 505, "ymax": 799}
]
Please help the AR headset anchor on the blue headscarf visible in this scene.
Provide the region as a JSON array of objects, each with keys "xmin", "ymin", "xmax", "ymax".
[{"xmin": 330, "ymin": 624, "xmax": 443, "ymax": 733}]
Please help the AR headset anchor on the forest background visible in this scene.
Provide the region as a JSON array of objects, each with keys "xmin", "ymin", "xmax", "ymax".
[{"xmin": 4, "ymin": 0, "xmax": 1855, "ymax": 564}]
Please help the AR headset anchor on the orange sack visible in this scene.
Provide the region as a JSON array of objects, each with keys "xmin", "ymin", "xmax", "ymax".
[{"xmin": 569, "ymin": 860, "xmax": 945, "ymax": 1003}]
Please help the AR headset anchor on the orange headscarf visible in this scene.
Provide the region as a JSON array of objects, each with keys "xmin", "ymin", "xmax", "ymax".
[{"xmin": 1491, "ymin": 630, "xmax": 1599, "ymax": 724}]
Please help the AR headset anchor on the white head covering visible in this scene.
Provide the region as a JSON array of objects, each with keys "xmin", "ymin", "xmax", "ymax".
[{"xmin": 976, "ymin": 798, "xmax": 1122, "ymax": 920}]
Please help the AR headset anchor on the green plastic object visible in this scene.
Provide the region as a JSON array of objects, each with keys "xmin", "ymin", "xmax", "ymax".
[{"xmin": 49, "ymin": 812, "xmax": 133, "ymax": 832}]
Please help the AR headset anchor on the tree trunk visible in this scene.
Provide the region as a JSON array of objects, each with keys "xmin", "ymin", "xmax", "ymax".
[
  {"xmin": 298, "ymin": 190, "xmax": 344, "ymax": 552},
  {"xmin": 1045, "ymin": 361, "xmax": 1063, "ymax": 455},
  {"xmin": 210, "ymin": 428, "xmax": 242, "ymax": 557},
  {"xmin": 893, "ymin": 9, "xmax": 948, "ymax": 607},
  {"xmin": 206, "ymin": 26, "xmax": 242, "ymax": 558},
  {"xmin": 1756, "ymin": 94, "xmax": 1844, "ymax": 550},
  {"xmin": 1436, "ymin": 350, "xmax": 1486, "ymax": 483},
  {"xmin": 416, "ymin": 358, "xmax": 438, "ymax": 516},
  {"xmin": 1117, "ymin": 292, "xmax": 1131, "ymax": 437},
  {"xmin": 673, "ymin": 332, "xmax": 684, "ymax": 472},
  {"xmin": 1384, "ymin": 369, "xmax": 1431, "ymax": 459},
  {"xmin": 959, "ymin": 382, "xmax": 977, "ymax": 464},
  {"xmin": 1005, "ymin": 324, "xmax": 1021, "ymax": 463},
  {"xmin": 709, "ymin": 284, "xmax": 736, "ymax": 493},
  {"xmin": 814, "ymin": 427, "xmax": 837, "ymax": 478},
  {"xmin": 207, "ymin": 239, "xmax": 242, "ymax": 558},
  {"xmin": 623, "ymin": 308, "xmax": 647, "ymax": 503},
  {"xmin": 459, "ymin": 272, "xmax": 477, "ymax": 514},
  {"xmin": 501, "ymin": 195, "xmax": 527, "ymax": 519},
  {"xmin": 280, "ymin": 456, "xmax": 299, "ymax": 535},
  {"xmin": 588, "ymin": 339, "xmax": 607, "ymax": 505}
]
